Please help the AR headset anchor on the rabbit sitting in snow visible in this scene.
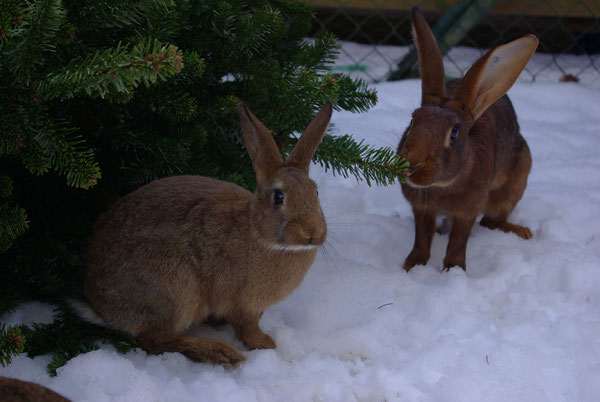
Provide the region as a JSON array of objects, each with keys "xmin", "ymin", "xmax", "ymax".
[
  {"xmin": 398, "ymin": 7, "xmax": 538, "ymax": 272},
  {"xmin": 73, "ymin": 101, "xmax": 332, "ymax": 366}
]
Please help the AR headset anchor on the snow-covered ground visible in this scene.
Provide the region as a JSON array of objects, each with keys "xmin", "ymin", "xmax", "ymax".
[{"xmin": 2, "ymin": 45, "xmax": 600, "ymax": 401}]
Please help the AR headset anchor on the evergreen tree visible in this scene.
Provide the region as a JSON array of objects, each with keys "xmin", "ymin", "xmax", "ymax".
[{"xmin": 0, "ymin": 0, "xmax": 408, "ymax": 370}]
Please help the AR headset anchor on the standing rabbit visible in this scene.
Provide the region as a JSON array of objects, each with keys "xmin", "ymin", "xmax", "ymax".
[
  {"xmin": 73, "ymin": 101, "xmax": 332, "ymax": 366},
  {"xmin": 398, "ymin": 7, "xmax": 538, "ymax": 272}
]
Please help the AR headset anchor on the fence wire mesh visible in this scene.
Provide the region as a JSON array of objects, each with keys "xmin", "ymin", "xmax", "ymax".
[{"xmin": 309, "ymin": 0, "xmax": 600, "ymax": 86}]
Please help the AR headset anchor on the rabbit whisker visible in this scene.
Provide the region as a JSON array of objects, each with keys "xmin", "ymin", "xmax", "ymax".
[
  {"xmin": 259, "ymin": 239, "xmax": 319, "ymax": 253},
  {"xmin": 319, "ymin": 239, "xmax": 349, "ymax": 288}
]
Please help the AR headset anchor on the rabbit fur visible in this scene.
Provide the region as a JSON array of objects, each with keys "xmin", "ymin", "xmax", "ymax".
[
  {"xmin": 398, "ymin": 7, "xmax": 538, "ymax": 271},
  {"xmin": 76, "ymin": 101, "xmax": 332, "ymax": 366},
  {"xmin": 0, "ymin": 377, "xmax": 70, "ymax": 402}
]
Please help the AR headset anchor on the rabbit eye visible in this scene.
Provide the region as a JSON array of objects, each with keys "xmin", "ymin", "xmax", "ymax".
[
  {"xmin": 450, "ymin": 124, "xmax": 460, "ymax": 142},
  {"xmin": 273, "ymin": 188, "xmax": 284, "ymax": 205}
]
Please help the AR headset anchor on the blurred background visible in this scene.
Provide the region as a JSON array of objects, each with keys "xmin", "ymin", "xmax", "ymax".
[{"xmin": 307, "ymin": 0, "xmax": 600, "ymax": 86}]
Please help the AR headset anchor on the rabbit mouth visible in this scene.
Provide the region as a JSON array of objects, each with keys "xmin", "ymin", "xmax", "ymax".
[
  {"xmin": 405, "ymin": 180, "xmax": 431, "ymax": 189},
  {"xmin": 260, "ymin": 240, "xmax": 319, "ymax": 252},
  {"xmin": 405, "ymin": 163, "xmax": 436, "ymax": 187},
  {"xmin": 406, "ymin": 177, "xmax": 457, "ymax": 189}
]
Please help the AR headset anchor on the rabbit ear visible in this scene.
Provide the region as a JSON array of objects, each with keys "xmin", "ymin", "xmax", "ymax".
[
  {"xmin": 410, "ymin": 6, "xmax": 447, "ymax": 104},
  {"xmin": 451, "ymin": 35, "xmax": 538, "ymax": 121},
  {"xmin": 238, "ymin": 100, "xmax": 283, "ymax": 180},
  {"xmin": 286, "ymin": 101, "xmax": 333, "ymax": 173}
]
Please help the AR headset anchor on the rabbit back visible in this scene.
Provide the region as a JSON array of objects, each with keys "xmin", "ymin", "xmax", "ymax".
[{"xmin": 84, "ymin": 175, "xmax": 252, "ymax": 336}]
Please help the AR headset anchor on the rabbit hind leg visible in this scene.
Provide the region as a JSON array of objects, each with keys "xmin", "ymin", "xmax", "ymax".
[
  {"xmin": 482, "ymin": 141, "xmax": 532, "ymax": 240},
  {"xmin": 138, "ymin": 331, "xmax": 246, "ymax": 367},
  {"xmin": 136, "ymin": 297, "xmax": 246, "ymax": 366},
  {"xmin": 480, "ymin": 216, "xmax": 532, "ymax": 239}
]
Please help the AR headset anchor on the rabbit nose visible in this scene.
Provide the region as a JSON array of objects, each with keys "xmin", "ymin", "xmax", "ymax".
[
  {"xmin": 309, "ymin": 228, "xmax": 322, "ymax": 243},
  {"xmin": 306, "ymin": 223, "xmax": 326, "ymax": 245}
]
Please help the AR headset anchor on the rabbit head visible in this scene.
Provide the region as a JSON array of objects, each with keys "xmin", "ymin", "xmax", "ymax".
[
  {"xmin": 238, "ymin": 101, "xmax": 331, "ymax": 250},
  {"xmin": 399, "ymin": 7, "xmax": 538, "ymax": 189}
]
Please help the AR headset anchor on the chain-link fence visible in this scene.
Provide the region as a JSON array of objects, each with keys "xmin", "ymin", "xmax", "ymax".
[{"xmin": 309, "ymin": 0, "xmax": 600, "ymax": 86}]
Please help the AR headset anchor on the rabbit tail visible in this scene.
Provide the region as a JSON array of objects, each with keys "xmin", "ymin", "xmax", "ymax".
[{"xmin": 68, "ymin": 298, "xmax": 106, "ymax": 326}]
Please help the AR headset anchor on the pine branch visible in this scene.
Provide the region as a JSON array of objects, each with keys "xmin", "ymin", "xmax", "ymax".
[
  {"xmin": 298, "ymin": 33, "xmax": 340, "ymax": 72},
  {"xmin": 0, "ymin": 241, "xmax": 83, "ymax": 315},
  {"xmin": 145, "ymin": 88, "xmax": 199, "ymax": 123},
  {"xmin": 9, "ymin": 0, "xmax": 66, "ymax": 79},
  {"xmin": 331, "ymin": 74, "xmax": 378, "ymax": 113},
  {"xmin": 135, "ymin": 0, "xmax": 183, "ymax": 43},
  {"xmin": 22, "ymin": 309, "xmax": 139, "ymax": 375},
  {"xmin": 64, "ymin": 0, "xmax": 173, "ymax": 35},
  {"xmin": 33, "ymin": 125, "xmax": 101, "ymax": 189},
  {"xmin": 233, "ymin": 4, "xmax": 286, "ymax": 57},
  {"xmin": 268, "ymin": 0, "xmax": 312, "ymax": 42},
  {"xmin": 0, "ymin": 174, "xmax": 13, "ymax": 198},
  {"xmin": 0, "ymin": 103, "xmax": 26, "ymax": 157},
  {"xmin": 0, "ymin": 175, "xmax": 28, "ymax": 253},
  {"xmin": 312, "ymin": 133, "xmax": 410, "ymax": 187},
  {"xmin": 38, "ymin": 39, "xmax": 184, "ymax": 101},
  {"xmin": 0, "ymin": 0, "xmax": 29, "ymax": 49},
  {"xmin": 0, "ymin": 323, "xmax": 25, "ymax": 367},
  {"xmin": 124, "ymin": 135, "xmax": 194, "ymax": 186},
  {"xmin": 12, "ymin": 106, "xmax": 101, "ymax": 189},
  {"xmin": 262, "ymin": 71, "xmax": 377, "ymax": 139},
  {"xmin": 0, "ymin": 203, "xmax": 29, "ymax": 253},
  {"xmin": 143, "ymin": 51, "xmax": 204, "ymax": 123}
]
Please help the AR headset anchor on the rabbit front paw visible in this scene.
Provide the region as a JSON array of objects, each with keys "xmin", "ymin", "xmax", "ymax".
[
  {"xmin": 229, "ymin": 314, "xmax": 277, "ymax": 350},
  {"xmin": 403, "ymin": 249, "xmax": 430, "ymax": 272}
]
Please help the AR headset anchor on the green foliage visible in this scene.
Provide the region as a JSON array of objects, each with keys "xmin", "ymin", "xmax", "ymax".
[
  {"xmin": 39, "ymin": 40, "xmax": 184, "ymax": 101},
  {"xmin": 0, "ymin": 204, "xmax": 28, "ymax": 253},
  {"xmin": 0, "ymin": 241, "xmax": 82, "ymax": 315},
  {"xmin": 0, "ymin": 0, "xmax": 407, "ymax": 369},
  {"xmin": 0, "ymin": 323, "xmax": 25, "ymax": 367},
  {"xmin": 9, "ymin": 0, "xmax": 67, "ymax": 79},
  {"xmin": 21, "ymin": 309, "xmax": 139, "ymax": 375},
  {"xmin": 312, "ymin": 134, "xmax": 410, "ymax": 186},
  {"xmin": 0, "ymin": 175, "xmax": 29, "ymax": 253}
]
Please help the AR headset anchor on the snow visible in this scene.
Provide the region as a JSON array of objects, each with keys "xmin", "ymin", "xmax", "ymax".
[{"xmin": 2, "ymin": 45, "xmax": 600, "ymax": 401}]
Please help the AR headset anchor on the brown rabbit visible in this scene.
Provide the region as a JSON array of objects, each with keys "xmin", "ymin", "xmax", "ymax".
[
  {"xmin": 397, "ymin": 7, "xmax": 538, "ymax": 272},
  {"xmin": 72, "ymin": 101, "xmax": 332, "ymax": 366},
  {"xmin": 0, "ymin": 376, "xmax": 70, "ymax": 402}
]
